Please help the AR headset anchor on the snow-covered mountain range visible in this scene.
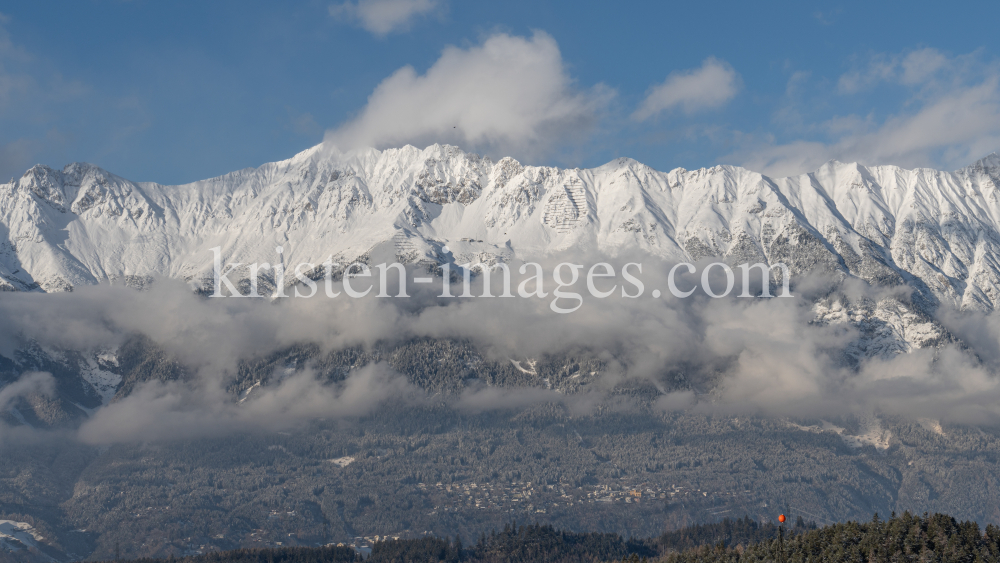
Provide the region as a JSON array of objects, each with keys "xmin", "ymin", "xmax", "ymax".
[
  {"xmin": 8, "ymin": 146, "xmax": 1000, "ymax": 558},
  {"xmin": 4, "ymin": 143, "xmax": 1000, "ymax": 314}
]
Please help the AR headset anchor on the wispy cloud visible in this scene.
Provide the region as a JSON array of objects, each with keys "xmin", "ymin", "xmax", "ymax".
[
  {"xmin": 632, "ymin": 58, "xmax": 740, "ymax": 121},
  {"xmin": 0, "ymin": 372, "xmax": 53, "ymax": 412},
  {"xmin": 0, "ymin": 15, "xmax": 90, "ymax": 179},
  {"xmin": 329, "ymin": 0, "xmax": 442, "ymax": 37},
  {"xmin": 813, "ymin": 9, "xmax": 841, "ymax": 26},
  {"xmin": 725, "ymin": 48, "xmax": 1000, "ymax": 177},
  {"xmin": 837, "ymin": 47, "xmax": 959, "ymax": 94}
]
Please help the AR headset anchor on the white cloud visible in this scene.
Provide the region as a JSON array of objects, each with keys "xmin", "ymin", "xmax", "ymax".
[
  {"xmin": 726, "ymin": 49, "xmax": 1000, "ymax": 177},
  {"xmin": 631, "ymin": 58, "xmax": 739, "ymax": 121},
  {"xmin": 329, "ymin": 0, "xmax": 441, "ymax": 36},
  {"xmin": 324, "ymin": 31, "xmax": 612, "ymax": 157}
]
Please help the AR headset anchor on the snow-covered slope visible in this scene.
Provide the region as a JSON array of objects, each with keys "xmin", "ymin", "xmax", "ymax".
[{"xmin": 3, "ymin": 143, "xmax": 1000, "ymax": 315}]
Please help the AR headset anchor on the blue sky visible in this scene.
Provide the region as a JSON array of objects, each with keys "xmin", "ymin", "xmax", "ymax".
[{"xmin": 2, "ymin": 0, "xmax": 1000, "ymax": 184}]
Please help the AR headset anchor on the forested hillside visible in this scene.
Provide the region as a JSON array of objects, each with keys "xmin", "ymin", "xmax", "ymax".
[
  {"xmin": 103, "ymin": 518, "xmax": 783, "ymax": 563},
  {"xmin": 110, "ymin": 512, "xmax": 1000, "ymax": 562},
  {"xmin": 659, "ymin": 512, "xmax": 1000, "ymax": 563}
]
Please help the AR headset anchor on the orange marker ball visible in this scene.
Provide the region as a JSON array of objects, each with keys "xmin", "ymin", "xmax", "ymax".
[{"xmin": 778, "ymin": 514, "xmax": 786, "ymax": 523}]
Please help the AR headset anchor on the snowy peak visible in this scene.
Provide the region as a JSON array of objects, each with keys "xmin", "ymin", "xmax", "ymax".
[
  {"xmin": 964, "ymin": 151, "xmax": 1000, "ymax": 173},
  {"xmin": 14, "ymin": 162, "xmax": 157, "ymax": 224}
]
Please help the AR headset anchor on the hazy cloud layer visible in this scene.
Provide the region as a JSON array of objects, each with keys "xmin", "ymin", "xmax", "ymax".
[
  {"xmin": 632, "ymin": 58, "xmax": 740, "ymax": 120},
  {"xmin": 324, "ymin": 32, "xmax": 613, "ymax": 159},
  {"xmin": 2, "ymin": 259, "xmax": 1000, "ymax": 443},
  {"xmin": 329, "ymin": 0, "xmax": 442, "ymax": 36},
  {"xmin": 0, "ymin": 371, "xmax": 53, "ymax": 411},
  {"xmin": 77, "ymin": 364, "xmax": 416, "ymax": 445}
]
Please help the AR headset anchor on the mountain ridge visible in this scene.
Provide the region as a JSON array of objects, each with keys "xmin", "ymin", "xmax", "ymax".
[{"xmin": 3, "ymin": 144, "xmax": 1000, "ymax": 314}]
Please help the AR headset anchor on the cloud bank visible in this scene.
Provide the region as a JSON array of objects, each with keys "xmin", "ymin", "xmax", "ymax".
[
  {"xmin": 324, "ymin": 32, "xmax": 613, "ymax": 159},
  {"xmin": 1, "ymin": 258, "xmax": 1000, "ymax": 444},
  {"xmin": 77, "ymin": 363, "xmax": 417, "ymax": 444}
]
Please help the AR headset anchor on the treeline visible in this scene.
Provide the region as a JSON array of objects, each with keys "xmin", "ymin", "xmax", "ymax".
[
  {"xmin": 657, "ymin": 512, "xmax": 1000, "ymax": 563},
  {"xmin": 119, "ymin": 545, "xmax": 362, "ymax": 563},
  {"xmin": 457, "ymin": 521, "xmax": 654, "ymax": 562},
  {"xmin": 368, "ymin": 517, "xmax": 809, "ymax": 562},
  {"xmin": 109, "ymin": 517, "xmax": 811, "ymax": 563},
  {"xmin": 109, "ymin": 512, "xmax": 1000, "ymax": 562},
  {"xmin": 652, "ymin": 515, "xmax": 811, "ymax": 552}
]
